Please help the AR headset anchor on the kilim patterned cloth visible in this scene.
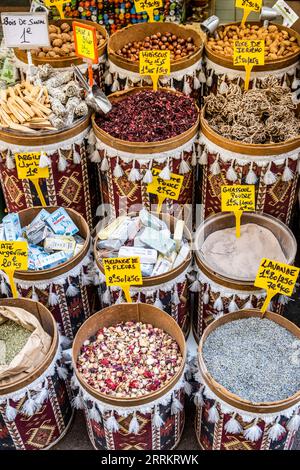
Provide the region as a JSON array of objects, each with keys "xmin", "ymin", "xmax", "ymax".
[
  {"xmin": 0, "ymin": 372, "xmax": 72, "ymax": 450},
  {"xmin": 84, "ymin": 389, "xmax": 185, "ymax": 451},
  {"xmin": 0, "ymin": 141, "xmax": 100, "ymax": 230},
  {"xmin": 199, "ymin": 152, "xmax": 299, "ymax": 225},
  {"xmin": 195, "ymin": 400, "xmax": 297, "ymax": 451}
]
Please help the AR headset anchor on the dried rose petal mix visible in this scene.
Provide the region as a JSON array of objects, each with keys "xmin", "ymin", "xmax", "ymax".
[
  {"xmin": 95, "ymin": 90, "xmax": 198, "ymax": 142},
  {"xmin": 77, "ymin": 321, "xmax": 182, "ymax": 398}
]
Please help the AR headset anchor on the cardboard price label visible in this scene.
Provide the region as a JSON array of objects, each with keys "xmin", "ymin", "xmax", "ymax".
[
  {"xmin": 273, "ymin": 0, "xmax": 299, "ymax": 28},
  {"xmin": 44, "ymin": 0, "xmax": 67, "ymax": 19},
  {"xmin": 221, "ymin": 185, "xmax": 255, "ymax": 238},
  {"xmin": 1, "ymin": 12, "xmax": 50, "ymax": 49},
  {"xmin": 233, "ymin": 39, "xmax": 265, "ymax": 90},
  {"xmin": 0, "ymin": 241, "xmax": 28, "ymax": 298},
  {"xmin": 254, "ymin": 258, "xmax": 300, "ymax": 314},
  {"xmin": 236, "ymin": 0, "xmax": 263, "ymax": 26},
  {"xmin": 134, "ymin": 0, "xmax": 163, "ymax": 22},
  {"xmin": 147, "ymin": 168, "xmax": 184, "ymax": 213},
  {"xmin": 73, "ymin": 21, "xmax": 98, "ymax": 64},
  {"xmin": 15, "ymin": 152, "xmax": 49, "ymax": 207},
  {"xmin": 140, "ymin": 50, "xmax": 170, "ymax": 91},
  {"xmin": 103, "ymin": 256, "xmax": 142, "ymax": 303}
]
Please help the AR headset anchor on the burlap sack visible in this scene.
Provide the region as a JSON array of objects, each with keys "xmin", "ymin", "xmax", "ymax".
[{"xmin": 0, "ymin": 306, "xmax": 51, "ymax": 381}]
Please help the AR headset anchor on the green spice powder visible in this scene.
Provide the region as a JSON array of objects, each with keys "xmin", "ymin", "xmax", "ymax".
[{"xmin": 0, "ymin": 320, "xmax": 32, "ymax": 365}]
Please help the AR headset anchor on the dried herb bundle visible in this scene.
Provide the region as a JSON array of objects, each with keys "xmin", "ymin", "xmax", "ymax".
[
  {"xmin": 204, "ymin": 78, "xmax": 300, "ymax": 144},
  {"xmin": 0, "ymin": 320, "xmax": 31, "ymax": 365},
  {"xmin": 95, "ymin": 90, "xmax": 198, "ymax": 142}
]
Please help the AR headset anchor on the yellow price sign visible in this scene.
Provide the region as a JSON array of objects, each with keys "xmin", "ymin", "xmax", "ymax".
[
  {"xmin": 254, "ymin": 258, "xmax": 299, "ymax": 315},
  {"xmin": 73, "ymin": 21, "xmax": 98, "ymax": 64},
  {"xmin": 0, "ymin": 241, "xmax": 28, "ymax": 298},
  {"xmin": 15, "ymin": 152, "xmax": 49, "ymax": 207},
  {"xmin": 147, "ymin": 168, "xmax": 184, "ymax": 214},
  {"xmin": 103, "ymin": 256, "xmax": 143, "ymax": 303},
  {"xmin": 233, "ymin": 39, "xmax": 265, "ymax": 90},
  {"xmin": 44, "ymin": 0, "xmax": 67, "ymax": 19},
  {"xmin": 139, "ymin": 50, "xmax": 170, "ymax": 91},
  {"xmin": 236, "ymin": 0, "xmax": 263, "ymax": 26},
  {"xmin": 134, "ymin": 0, "xmax": 163, "ymax": 22},
  {"xmin": 221, "ymin": 185, "xmax": 255, "ymax": 238}
]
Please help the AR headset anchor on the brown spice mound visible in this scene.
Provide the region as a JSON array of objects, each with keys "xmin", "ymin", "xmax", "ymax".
[{"xmin": 204, "ymin": 78, "xmax": 300, "ymax": 144}]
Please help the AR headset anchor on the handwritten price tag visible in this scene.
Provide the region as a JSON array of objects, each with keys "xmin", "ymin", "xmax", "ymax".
[
  {"xmin": 15, "ymin": 152, "xmax": 49, "ymax": 207},
  {"xmin": 44, "ymin": 0, "xmax": 67, "ymax": 19},
  {"xmin": 147, "ymin": 168, "xmax": 184, "ymax": 214},
  {"xmin": 0, "ymin": 241, "xmax": 28, "ymax": 298},
  {"xmin": 233, "ymin": 39, "xmax": 264, "ymax": 90},
  {"xmin": 254, "ymin": 258, "xmax": 299, "ymax": 314},
  {"xmin": 73, "ymin": 21, "xmax": 98, "ymax": 64},
  {"xmin": 1, "ymin": 12, "xmax": 50, "ymax": 49},
  {"xmin": 134, "ymin": 0, "xmax": 163, "ymax": 22},
  {"xmin": 236, "ymin": 0, "xmax": 263, "ymax": 26},
  {"xmin": 221, "ymin": 185, "xmax": 255, "ymax": 238},
  {"xmin": 140, "ymin": 50, "xmax": 170, "ymax": 91},
  {"xmin": 103, "ymin": 257, "xmax": 142, "ymax": 303}
]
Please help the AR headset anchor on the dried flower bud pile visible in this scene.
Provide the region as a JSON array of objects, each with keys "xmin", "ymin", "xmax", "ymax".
[
  {"xmin": 206, "ymin": 24, "xmax": 300, "ymax": 60},
  {"xmin": 0, "ymin": 208, "xmax": 84, "ymax": 271},
  {"xmin": 116, "ymin": 32, "xmax": 197, "ymax": 62},
  {"xmin": 0, "ymin": 319, "xmax": 31, "ymax": 365},
  {"xmin": 29, "ymin": 22, "xmax": 105, "ymax": 59},
  {"xmin": 95, "ymin": 90, "xmax": 198, "ymax": 142},
  {"xmin": 96, "ymin": 210, "xmax": 190, "ymax": 277},
  {"xmin": 77, "ymin": 321, "xmax": 182, "ymax": 398},
  {"xmin": 204, "ymin": 78, "xmax": 300, "ymax": 144}
]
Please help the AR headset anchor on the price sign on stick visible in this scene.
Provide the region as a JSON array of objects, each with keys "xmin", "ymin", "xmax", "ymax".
[
  {"xmin": 221, "ymin": 185, "xmax": 255, "ymax": 238},
  {"xmin": 255, "ymin": 259, "xmax": 299, "ymax": 315},
  {"xmin": 73, "ymin": 21, "xmax": 98, "ymax": 86},
  {"xmin": 103, "ymin": 257, "xmax": 143, "ymax": 303},
  {"xmin": 44, "ymin": 0, "xmax": 67, "ymax": 19},
  {"xmin": 147, "ymin": 168, "xmax": 184, "ymax": 214},
  {"xmin": 140, "ymin": 50, "xmax": 170, "ymax": 91},
  {"xmin": 134, "ymin": 0, "xmax": 163, "ymax": 22},
  {"xmin": 233, "ymin": 39, "xmax": 265, "ymax": 90},
  {"xmin": 0, "ymin": 12, "xmax": 50, "ymax": 49},
  {"xmin": 15, "ymin": 152, "xmax": 49, "ymax": 207},
  {"xmin": 0, "ymin": 241, "xmax": 28, "ymax": 298},
  {"xmin": 235, "ymin": 0, "xmax": 263, "ymax": 26}
]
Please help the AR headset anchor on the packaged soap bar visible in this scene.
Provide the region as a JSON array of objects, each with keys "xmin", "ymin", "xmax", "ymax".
[
  {"xmin": 139, "ymin": 209, "xmax": 167, "ymax": 231},
  {"xmin": 141, "ymin": 263, "xmax": 154, "ymax": 277},
  {"xmin": 173, "ymin": 244, "xmax": 190, "ymax": 269},
  {"xmin": 152, "ymin": 257, "xmax": 172, "ymax": 276},
  {"xmin": 98, "ymin": 216, "xmax": 128, "ymax": 240},
  {"xmin": 44, "ymin": 235, "xmax": 76, "ymax": 253},
  {"xmin": 35, "ymin": 251, "xmax": 68, "ymax": 269},
  {"xmin": 26, "ymin": 220, "xmax": 51, "ymax": 245},
  {"xmin": 110, "ymin": 218, "xmax": 132, "ymax": 243},
  {"xmin": 118, "ymin": 246, "xmax": 158, "ymax": 264},
  {"xmin": 174, "ymin": 220, "xmax": 185, "ymax": 251},
  {"xmin": 97, "ymin": 239, "xmax": 123, "ymax": 251},
  {"xmin": 30, "ymin": 209, "xmax": 51, "ymax": 228},
  {"xmin": 0, "ymin": 224, "xmax": 5, "ymax": 241},
  {"xmin": 3, "ymin": 213, "xmax": 22, "ymax": 241},
  {"xmin": 127, "ymin": 218, "xmax": 142, "ymax": 240},
  {"xmin": 140, "ymin": 227, "xmax": 176, "ymax": 256},
  {"xmin": 46, "ymin": 208, "xmax": 79, "ymax": 236}
]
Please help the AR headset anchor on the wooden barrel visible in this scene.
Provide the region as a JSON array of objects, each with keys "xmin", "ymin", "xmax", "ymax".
[
  {"xmin": 91, "ymin": 86, "xmax": 199, "ymax": 218},
  {"xmin": 94, "ymin": 212, "xmax": 192, "ymax": 337},
  {"xmin": 203, "ymin": 21, "xmax": 300, "ymax": 95},
  {"xmin": 0, "ymin": 298, "xmax": 72, "ymax": 450},
  {"xmin": 192, "ymin": 212, "xmax": 297, "ymax": 342},
  {"xmin": 106, "ymin": 22, "xmax": 204, "ymax": 97},
  {"xmin": 0, "ymin": 117, "xmax": 99, "ymax": 230},
  {"xmin": 198, "ymin": 107, "xmax": 300, "ymax": 226},
  {"xmin": 0, "ymin": 206, "xmax": 99, "ymax": 340},
  {"xmin": 72, "ymin": 302, "xmax": 187, "ymax": 450},
  {"xmin": 195, "ymin": 310, "xmax": 300, "ymax": 450}
]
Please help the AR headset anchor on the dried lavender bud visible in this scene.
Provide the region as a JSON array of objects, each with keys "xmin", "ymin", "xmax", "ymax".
[
  {"xmin": 204, "ymin": 78, "xmax": 300, "ymax": 144},
  {"xmin": 77, "ymin": 321, "xmax": 182, "ymax": 398},
  {"xmin": 96, "ymin": 90, "xmax": 198, "ymax": 142},
  {"xmin": 0, "ymin": 319, "xmax": 31, "ymax": 364}
]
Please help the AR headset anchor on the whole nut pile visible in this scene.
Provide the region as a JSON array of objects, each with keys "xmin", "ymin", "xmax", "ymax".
[
  {"xmin": 77, "ymin": 321, "xmax": 182, "ymax": 398},
  {"xmin": 30, "ymin": 22, "xmax": 105, "ymax": 59},
  {"xmin": 116, "ymin": 32, "xmax": 197, "ymax": 62},
  {"xmin": 95, "ymin": 90, "xmax": 198, "ymax": 142},
  {"xmin": 206, "ymin": 24, "xmax": 300, "ymax": 60},
  {"xmin": 204, "ymin": 78, "xmax": 300, "ymax": 144}
]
